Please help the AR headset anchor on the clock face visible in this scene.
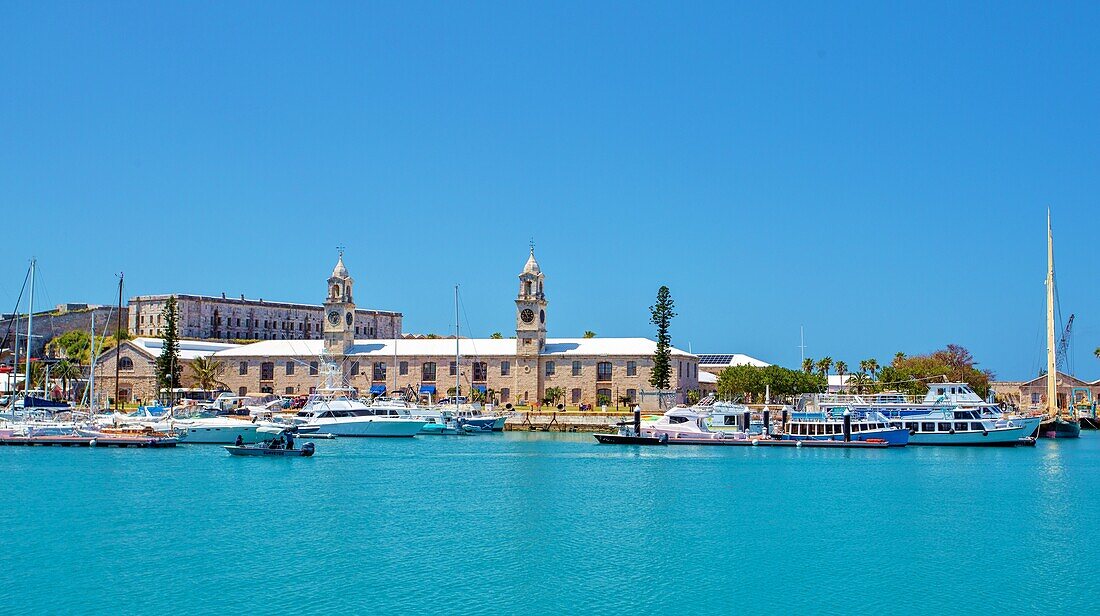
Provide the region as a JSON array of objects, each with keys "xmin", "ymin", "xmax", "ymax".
[
  {"xmin": 520, "ymin": 308, "xmax": 535, "ymax": 323},
  {"xmin": 328, "ymin": 310, "xmax": 341, "ymax": 325},
  {"xmin": 345, "ymin": 312, "xmax": 353, "ymax": 326}
]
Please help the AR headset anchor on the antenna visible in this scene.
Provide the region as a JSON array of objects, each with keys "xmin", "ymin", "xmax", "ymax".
[{"xmin": 799, "ymin": 325, "xmax": 807, "ymax": 365}]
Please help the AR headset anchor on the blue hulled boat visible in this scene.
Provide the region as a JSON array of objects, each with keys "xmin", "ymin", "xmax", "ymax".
[{"xmin": 782, "ymin": 407, "xmax": 909, "ymax": 446}]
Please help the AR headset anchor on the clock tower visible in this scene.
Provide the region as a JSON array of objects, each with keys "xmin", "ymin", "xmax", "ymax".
[
  {"xmin": 515, "ymin": 246, "xmax": 547, "ymax": 355},
  {"xmin": 323, "ymin": 252, "xmax": 356, "ymax": 358}
]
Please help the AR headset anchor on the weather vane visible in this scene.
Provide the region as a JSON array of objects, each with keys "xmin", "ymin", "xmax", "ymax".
[{"xmin": 337, "ymin": 245, "xmax": 345, "ymax": 258}]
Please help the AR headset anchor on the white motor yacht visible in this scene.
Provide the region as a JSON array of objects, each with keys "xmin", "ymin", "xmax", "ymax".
[
  {"xmin": 291, "ymin": 388, "xmax": 426, "ymax": 437},
  {"xmin": 642, "ymin": 407, "xmax": 746, "ymax": 441}
]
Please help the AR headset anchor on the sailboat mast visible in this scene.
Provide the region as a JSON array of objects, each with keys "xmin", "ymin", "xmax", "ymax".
[
  {"xmin": 24, "ymin": 258, "xmax": 35, "ymax": 394},
  {"xmin": 1046, "ymin": 209, "xmax": 1058, "ymax": 420},
  {"xmin": 115, "ymin": 272, "xmax": 124, "ymax": 411},
  {"xmin": 455, "ymin": 284, "xmax": 460, "ymax": 412}
]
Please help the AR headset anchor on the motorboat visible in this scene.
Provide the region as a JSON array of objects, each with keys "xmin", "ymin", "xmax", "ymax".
[
  {"xmin": 171, "ymin": 412, "xmax": 267, "ymax": 444},
  {"xmin": 289, "ymin": 388, "xmax": 426, "ymax": 437},
  {"xmin": 225, "ymin": 427, "xmax": 315, "ymax": 457},
  {"xmin": 641, "ymin": 407, "xmax": 748, "ymax": 441}
]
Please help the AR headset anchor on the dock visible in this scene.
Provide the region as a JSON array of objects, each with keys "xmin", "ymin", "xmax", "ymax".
[{"xmin": 0, "ymin": 435, "xmax": 178, "ymax": 448}]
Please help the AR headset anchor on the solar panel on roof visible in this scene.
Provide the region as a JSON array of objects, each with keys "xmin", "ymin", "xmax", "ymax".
[{"xmin": 698, "ymin": 354, "xmax": 735, "ymax": 365}]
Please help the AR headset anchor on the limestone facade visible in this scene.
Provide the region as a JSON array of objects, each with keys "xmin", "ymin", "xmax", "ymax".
[
  {"xmin": 128, "ymin": 294, "xmax": 400, "ymax": 342},
  {"xmin": 211, "ymin": 250, "xmax": 700, "ymax": 410}
]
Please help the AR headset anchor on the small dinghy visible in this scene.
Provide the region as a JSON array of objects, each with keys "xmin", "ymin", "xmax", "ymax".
[
  {"xmin": 224, "ymin": 426, "xmax": 315, "ymax": 457},
  {"xmin": 225, "ymin": 442, "xmax": 315, "ymax": 457}
]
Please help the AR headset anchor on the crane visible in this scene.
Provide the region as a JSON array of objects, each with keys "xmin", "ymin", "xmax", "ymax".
[{"xmin": 1056, "ymin": 313, "xmax": 1075, "ymax": 372}]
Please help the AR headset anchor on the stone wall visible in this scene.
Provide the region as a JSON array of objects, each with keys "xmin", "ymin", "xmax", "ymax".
[
  {"xmin": 213, "ymin": 352, "xmax": 700, "ymax": 411},
  {"xmin": 1, "ymin": 306, "xmax": 127, "ymax": 358}
]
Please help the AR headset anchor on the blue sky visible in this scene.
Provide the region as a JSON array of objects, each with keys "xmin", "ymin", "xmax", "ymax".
[{"xmin": 2, "ymin": 2, "xmax": 1098, "ymax": 380}]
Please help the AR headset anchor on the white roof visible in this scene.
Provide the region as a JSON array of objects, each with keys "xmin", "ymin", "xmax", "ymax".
[
  {"xmin": 697, "ymin": 353, "xmax": 770, "ymax": 368},
  {"xmin": 698, "ymin": 371, "xmax": 718, "ymax": 384},
  {"xmin": 131, "ymin": 337, "xmax": 241, "ymax": 361},
  {"xmin": 212, "ymin": 337, "xmax": 695, "ymax": 359}
]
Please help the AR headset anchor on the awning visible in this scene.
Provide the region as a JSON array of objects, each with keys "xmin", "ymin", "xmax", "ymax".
[
  {"xmin": 473, "ymin": 384, "xmax": 486, "ymax": 393},
  {"xmin": 369, "ymin": 385, "xmax": 386, "ymax": 395},
  {"xmin": 419, "ymin": 385, "xmax": 436, "ymax": 394}
]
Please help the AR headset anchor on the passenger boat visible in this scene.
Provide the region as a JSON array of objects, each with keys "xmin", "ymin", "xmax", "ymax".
[{"xmin": 782, "ymin": 407, "xmax": 909, "ymax": 446}]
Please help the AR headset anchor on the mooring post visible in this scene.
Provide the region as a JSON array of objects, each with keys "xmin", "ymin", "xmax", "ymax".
[
  {"xmin": 742, "ymin": 410, "xmax": 751, "ymax": 432},
  {"xmin": 763, "ymin": 409, "xmax": 770, "ymax": 437},
  {"xmin": 633, "ymin": 406, "xmax": 641, "ymax": 437},
  {"xmin": 843, "ymin": 410, "xmax": 852, "ymax": 442}
]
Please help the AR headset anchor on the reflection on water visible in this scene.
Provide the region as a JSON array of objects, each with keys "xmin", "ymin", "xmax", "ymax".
[{"xmin": 0, "ymin": 432, "xmax": 1097, "ymax": 614}]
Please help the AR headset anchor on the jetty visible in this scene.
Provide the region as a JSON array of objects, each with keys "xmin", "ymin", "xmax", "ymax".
[{"xmin": 0, "ymin": 435, "xmax": 178, "ymax": 448}]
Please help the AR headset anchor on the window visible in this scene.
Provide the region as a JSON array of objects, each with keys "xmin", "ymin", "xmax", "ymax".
[
  {"xmin": 971, "ymin": 422, "xmax": 986, "ymax": 431},
  {"xmin": 937, "ymin": 422, "xmax": 951, "ymax": 432},
  {"xmin": 955, "ymin": 423, "xmax": 969, "ymax": 432},
  {"xmin": 350, "ymin": 361, "xmax": 360, "ymax": 376},
  {"xmin": 678, "ymin": 361, "xmax": 683, "ymax": 378},
  {"xmin": 571, "ymin": 388, "xmax": 581, "ymax": 403},
  {"xmin": 1031, "ymin": 392, "xmax": 1041, "ymax": 404},
  {"xmin": 627, "ymin": 361, "xmax": 637, "ymax": 376},
  {"xmin": 239, "ymin": 361, "xmax": 248, "ymax": 375},
  {"xmin": 285, "ymin": 387, "xmax": 294, "ymax": 395},
  {"xmin": 472, "ymin": 362, "xmax": 487, "ymax": 381},
  {"xmin": 260, "ymin": 362, "xmax": 274, "ymax": 380},
  {"xmin": 399, "ymin": 361, "xmax": 408, "ymax": 375},
  {"xmin": 545, "ymin": 361, "xmax": 555, "ymax": 376},
  {"xmin": 373, "ymin": 362, "xmax": 386, "ymax": 381},
  {"xmin": 572, "ymin": 361, "xmax": 581, "ymax": 376},
  {"xmin": 597, "ymin": 388, "xmax": 612, "ymax": 404},
  {"xmin": 238, "ymin": 387, "xmax": 247, "ymax": 396},
  {"xmin": 309, "ymin": 361, "xmax": 319, "ymax": 376},
  {"xmin": 626, "ymin": 388, "xmax": 637, "ymax": 402},
  {"xmin": 597, "ymin": 362, "xmax": 612, "ymax": 382},
  {"xmin": 286, "ymin": 361, "xmax": 295, "ymax": 376},
  {"xmin": 449, "ymin": 361, "xmax": 457, "ymax": 376},
  {"xmin": 500, "ymin": 388, "xmax": 510, "ymax": 403},
  {"xmin": 501, "ymin": 361, "xmax": 510, "ymax": 376},
  {"xmin": 118, "ymin": 356, "xmax": 134, "ymax": 370},
  {"xmin": 422, "ymin": 362, "xmax": 437, "ymax": 381},
  {"xmin": 921, "ymin": 422, "xmax": 935, "ymax": 433}
]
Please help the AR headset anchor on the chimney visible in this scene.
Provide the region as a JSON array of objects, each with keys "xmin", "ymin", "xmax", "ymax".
[
  {"xmin": 240, "ymin": 294, "xmax": 245, "ymax": 301},
  {"xmin": 221, "ymin": 292, "xmax": 226, "ymax": 299}
]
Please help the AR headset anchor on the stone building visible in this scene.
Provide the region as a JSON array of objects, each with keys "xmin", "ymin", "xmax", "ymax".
[
  {"xmin": 92, "ymin": 337, "xmax": 240, "ymax": 405},
  {"xmin": 992, "ymin": 372, "xmax": 1100, "ymax": 414},
  {"xmin": 128, "ymin": 291, "xmax": 401, "ymax": 343},
  {"xmin": 211, "ymin": 250, "xmax": 700, "ymax": 410}
]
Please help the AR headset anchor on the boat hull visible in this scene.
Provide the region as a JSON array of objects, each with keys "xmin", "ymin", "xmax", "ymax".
[
  {"xmin": 177, "ymin": 423, "xmax": 265, "ymax": 444},
  {"xmin": 908, "ymin": 424, "xmax": 1034, "ymax": 445},
  {"xmin": 594, "ymin": 433, "xmax": 666, "ymax": 445},
  {"xmin": 224, "ymin": 444, "xmax": 314, "ymax": 457},
  {"xmin": 782, "ymin": 427, "xmax": 909, "ymax": 447},
  {"xmin": 302, "ymin": 418, "xmax": 426, "ymax": 437},
  {"xmin": 1038, "ymin": 418, "xmax": 1081, "ymax": 439}
]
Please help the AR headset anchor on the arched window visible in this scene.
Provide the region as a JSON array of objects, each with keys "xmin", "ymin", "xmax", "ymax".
[{"xmin": 118, "ymin": 356, "xmax": 134, "ymax": 370}]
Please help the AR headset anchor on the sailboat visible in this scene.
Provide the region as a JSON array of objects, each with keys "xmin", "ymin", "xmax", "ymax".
[{"xmin": 1037, "ymin": 209, "xmax": 1080, "ymax": 439}]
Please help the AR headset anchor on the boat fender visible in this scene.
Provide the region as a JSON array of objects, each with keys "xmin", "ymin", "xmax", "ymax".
[
  {"xmin": 89, "ymin": 438, "xmax": 97, "ymax": 447},
  {"xmin": 949, "ymin": 428, "xmax": 955, "ymax": 434},
  {"xmin": 909, "ymin": 428, "xmax": 917, "ymax": 436},
  {"xmin": 658, "ymin": 434, "xmax": 668, "ymax": 444},
  {"xmin": 982, "ymin": 429, "xmax": 989, "ymax": 436}
]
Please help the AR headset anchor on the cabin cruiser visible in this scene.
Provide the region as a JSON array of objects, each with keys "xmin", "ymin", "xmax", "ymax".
[
  {"xmin": 707, "ymin": 401, "xmax": 765, "ymax": 434},
  {"xmin": 205, "ymin": 393, "xmax": 284, "ymax": 417},
  {"xmin": 642, "ymin": 407, "xmax": 748, "ymax": 441},
  {"xmin": 288, "ymin": 388, "xmax": 426, "ymax": 437},
  {"xmin": 782, "ymin": 406, "xmax": 909, "ymax": 446},
  {"xmin": 169, "ymin": 410, "xmax": 267, "ymax": 444}
]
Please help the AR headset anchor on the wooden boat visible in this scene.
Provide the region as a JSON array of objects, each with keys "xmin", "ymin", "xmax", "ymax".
[{"xmin": 225, "ymin": 442, "xmax": 315, "ymax": 457}]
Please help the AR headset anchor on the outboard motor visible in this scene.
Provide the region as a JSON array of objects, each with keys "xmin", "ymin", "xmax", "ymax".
[{"xmin": 301, "ymin": 442, "xmax": 316, "ymax": 456}]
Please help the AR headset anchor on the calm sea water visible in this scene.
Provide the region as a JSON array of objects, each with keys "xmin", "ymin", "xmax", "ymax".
[{"xmin": 1, "ymin": 432, "xmax": 1097, "ymax": 615}]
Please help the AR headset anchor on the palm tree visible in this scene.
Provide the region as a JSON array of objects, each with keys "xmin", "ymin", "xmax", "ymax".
[
  {"xmin": 816, "ymin": 356, "xmax": 833, "ymax": 379},
  {"xmin": 849, "ymin": 372, "xmax": 872, "ymax": 394},
  {"xmin": 802, "ymin": 357, "xmax": 815, "ymax": 373},
  {"xmin": 835, "ymin": 361, "xmax": 847, "ymax": 391},
  {"xmin": 583, "ymin": 331, "xmax": 596, "ymax": 338},
  {"xmin": 865, "ymin": 358, "xmax": 879, "ymax": 380},
  {"xmin": 188, "ymin": 356, "xmax": 226, "ymax": 392},
  {"xmin": 544, "ymin": 386, "xmax": 565, "ymax": 406},
  {"xmin": 489, "ymin": 332, "xmax": 503, "ymax": 339},
  {"xmin": 1095, "ymin": 347, "xmax": 1100, "ymax": 359},
  {"xmin": 52, "ymin": 360, "xmax": 83, "ymax": 398},
  {"xmin": 893, "ymin": 351, "xmax": 905, "ymax": 365}
]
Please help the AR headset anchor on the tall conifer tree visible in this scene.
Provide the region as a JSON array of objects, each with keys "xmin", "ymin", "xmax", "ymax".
[{"xmin": 649, "ymin": 286, "xmax": 676, "ymax": 390}]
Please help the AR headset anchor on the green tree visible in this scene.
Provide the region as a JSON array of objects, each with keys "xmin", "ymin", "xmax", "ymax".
[
  {"xmin": 544, "ymin": 386, "xmax": 565, "ymax": 406},
  {"xmin": 648, "ymin": 286, "xmax": 676, "ymax": 390},
  {"xmin": 686, "ymin": 389, "xmax": 701, "ymax": 405},
  {"xmin": 52, "ymin": 359, "xmax": 82, "ymax": 398},
  {"xmin": 864, "ymin": 358, "xmax": 879, "ymax": 379},
  {"xmin": 835, "ymin": 360, "xmax": 847, "ymax": 391},
  {"xmin": 153, "ymin": 296, "xmax": 182, "ymax": 400},
  {"xmin": 1094, "ymin": 347, "xmax": 1099, "ymax": 359},
  {"xmin": 816, "ymin": 356, "xmax": 833, "ymax": 379},
  {"xmin": 489, "ymin": 332, "xmax": 504, "ymax": 339},
  {"xmin": 188, "ymin": 356, "xmax": 226, "ymax": 392},
  {"xmin": 848, "ymin": 372, "xmax": 872, "ymax": 394},
  {"xmin": 583, "ymin": 331, "xmax": 596, "ymax": 338},
  {"xmin": 802, "ymin": 357, "xmax": 815, "ymax": 373}
]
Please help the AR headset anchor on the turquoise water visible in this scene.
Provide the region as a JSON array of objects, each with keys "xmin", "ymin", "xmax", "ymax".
[{"xmin": 1, "ymin": 432, "xmax": 1097, "ymax": 615}]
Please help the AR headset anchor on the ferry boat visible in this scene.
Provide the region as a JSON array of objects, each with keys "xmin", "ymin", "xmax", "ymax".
[
  {"xmin": 801, "ymin": 383, "xmax": 1041, "ymax": 445},
  {"xmin": 782, "ymin": 407, "xmax": 909, "ymax": 446}
]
